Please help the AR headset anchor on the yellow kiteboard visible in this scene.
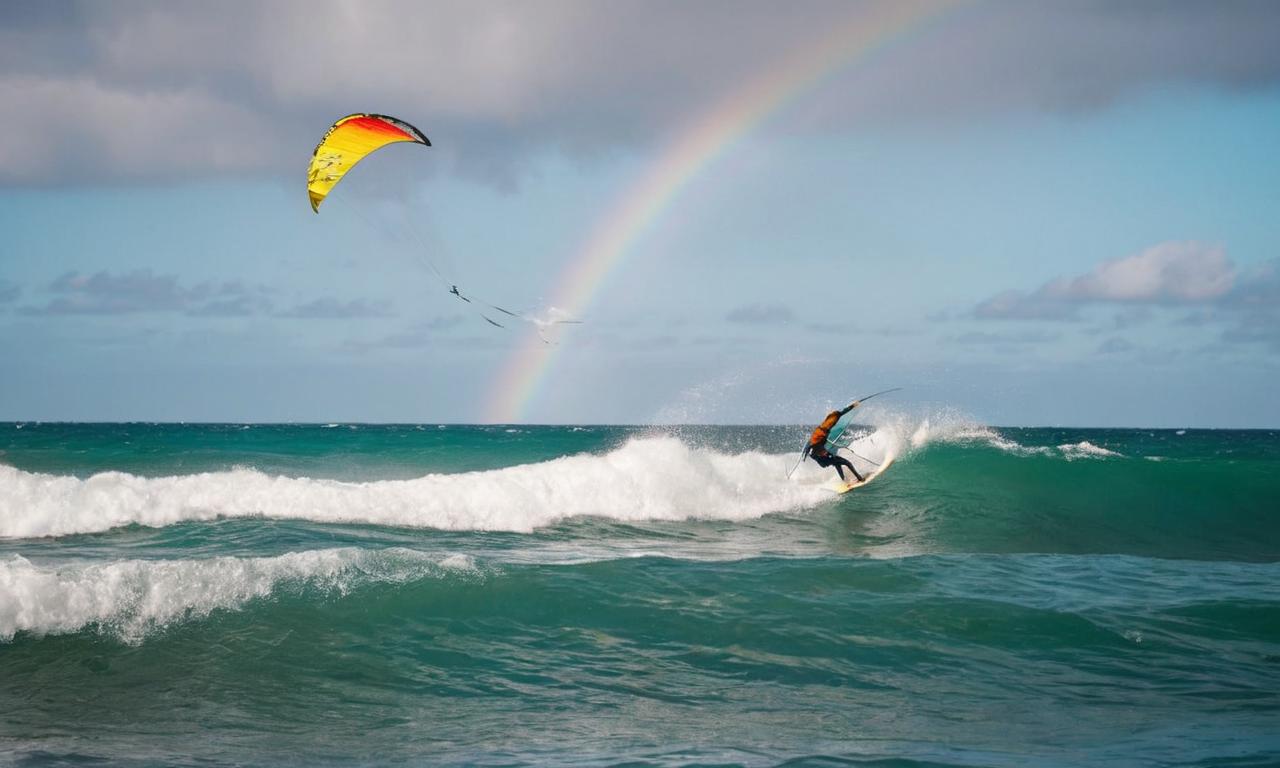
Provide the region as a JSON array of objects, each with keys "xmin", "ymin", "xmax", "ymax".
[{"xmin": 824, "ymin": 453, "xmax": 896, "ymax": 494}]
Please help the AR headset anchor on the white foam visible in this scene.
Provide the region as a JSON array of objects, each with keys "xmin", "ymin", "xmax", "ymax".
[
  {"xmin": 1058, "ymin": 441, "xmax": 1124, "ymax": 459},
  {"xmin": 0, "ymin": 548, "xmax": 465, "ymax": 643},
  {"xmin": 0, "ymin": 437, "xmax": 832, "ymax": 539}
]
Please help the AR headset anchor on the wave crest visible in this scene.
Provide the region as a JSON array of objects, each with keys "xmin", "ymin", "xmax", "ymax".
[
  {"xmin": 0, "ymin": 548, "xmax": 472, "ymax": 643},
  {"xmin": 1, "ymin": 437, "xmax": 832, "ymax": 539}
]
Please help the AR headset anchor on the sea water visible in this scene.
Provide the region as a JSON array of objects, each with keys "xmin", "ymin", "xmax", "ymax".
[{"xmin": 1, "ymin": 420, "xmax": 1278, "ymax": 766}]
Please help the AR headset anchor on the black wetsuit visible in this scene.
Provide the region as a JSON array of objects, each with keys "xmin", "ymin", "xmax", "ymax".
[{"xmin": 810, "ymin": 448, "xmax": 863, "ymax": 483}]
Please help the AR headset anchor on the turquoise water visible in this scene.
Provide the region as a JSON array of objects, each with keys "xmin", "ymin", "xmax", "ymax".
[{"xmin": 2, "ymin": 420, "xmax": 1278, "ymax": 766}]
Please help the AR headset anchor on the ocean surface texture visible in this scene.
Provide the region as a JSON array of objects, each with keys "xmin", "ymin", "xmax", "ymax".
[{"xmin": 1, "ymin": 420, "xmax": 1277, "ymax": 767}]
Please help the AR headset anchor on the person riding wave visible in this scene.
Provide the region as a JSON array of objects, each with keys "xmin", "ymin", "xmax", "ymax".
[{"xmin": 803, "ymin": 400, "xmax": 865, "ymax": 484}]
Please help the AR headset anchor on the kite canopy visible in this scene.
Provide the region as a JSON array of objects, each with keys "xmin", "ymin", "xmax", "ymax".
[{"xmin": 306, "ymin": 113, "xmax": 430, "ymax": 212}]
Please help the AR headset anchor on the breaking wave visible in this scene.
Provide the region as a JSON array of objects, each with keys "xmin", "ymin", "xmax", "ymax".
[
  {"xmin": 1, "ymin": 437, "xmax": 835, "ymax": 539},
  {"xmin": 0, "ymin": 548, "xmax": 476, "ymax": 643}
]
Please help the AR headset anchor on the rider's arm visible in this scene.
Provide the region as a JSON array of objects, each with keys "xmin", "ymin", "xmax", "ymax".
[{"xmin": 838, "ymin": 400, "xmax": 861, "ymax": 416}]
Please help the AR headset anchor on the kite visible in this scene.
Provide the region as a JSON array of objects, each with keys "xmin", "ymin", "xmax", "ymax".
[{"xmin": 307, "ymin": 113, "xmax": 430, "ymax": 213}]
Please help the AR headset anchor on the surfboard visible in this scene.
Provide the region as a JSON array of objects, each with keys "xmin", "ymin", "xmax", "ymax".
[{"xmin": 824, "ymin": 453, "xmax": 896, "ymax": 494}]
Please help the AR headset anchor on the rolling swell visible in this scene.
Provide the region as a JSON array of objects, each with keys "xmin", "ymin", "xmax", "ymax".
[{"xmin": 2, "ymin": 553, "xmax": 1277, "ymax": 765}]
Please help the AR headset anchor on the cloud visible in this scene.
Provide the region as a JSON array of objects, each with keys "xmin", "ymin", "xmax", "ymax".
[
  {"xmin": 949, "ymin": 330, "xmax": 1059, "ymax": 345},
  {"xmin": 1215, "ymin": 259, "xmax": 1280, "ymax": 352},
  {"xmin": 1044, "ymin": 242, "xmax": 1234, "ymax": 303},
  {"xmin": 20, "ymin": 269, "xmax": 280, "ymax": 317},
  {"xmin": 1225, "ymin": 257, "xmax": 1280, "ymax": 309},
  {"xmin": 277, "ymin": 297, "xmax": 393, "ymax": 319},
  {"xmin": 1097, "ymin": 337, "xmax": 1135, "ymax": 355},
  {"xmin": 974, "ymin": 290, "xmax": 1080, "ymax": 321},
  {"xmin": 1221, "ymin": 314, "xmax": 1280, "ymax": 353},
  {"xmin": 3, "ymin": 2, "xmax": 1280, "ymax": 185},
  {"xmin": 0, "ymin": 281, "xmax": 20, "ymax": 304},
  {"xmin": 187, "ymin": 294, "xmax": 272, "ymax": 318},
  {"xmin": 975, "ymin": 242, "xmax": 1236, "ymax": 320},
  {"xmin": 25, "ymin": 269, "xmax": 191, "ymax": 314},
  {"xmin": 726, "ymin": 303, "xmax": 795, "ymax": 325}
]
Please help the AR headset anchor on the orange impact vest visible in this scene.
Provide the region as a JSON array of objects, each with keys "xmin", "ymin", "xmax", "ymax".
[{"xmin": 808, "ymin": 411, "xmax": 841, "ymax": 450}]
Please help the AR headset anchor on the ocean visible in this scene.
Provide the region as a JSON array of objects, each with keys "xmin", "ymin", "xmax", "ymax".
[{"xmin": 1, "ymin": 419, "xmax": 1278, "ymax": 767}]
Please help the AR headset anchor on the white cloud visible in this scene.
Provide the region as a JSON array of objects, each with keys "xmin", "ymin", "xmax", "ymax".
[
  {"xmin": 1041, "ymin": 242, "xmax": 1235, "ymax": 303},
  {"xmin": 975, "ymin": 241, "xmax": 1236, "ymax": 320}
]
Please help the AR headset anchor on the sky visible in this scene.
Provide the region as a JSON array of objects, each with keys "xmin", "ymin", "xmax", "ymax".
[{"xmin": 2, "ymin": 0, "xmax": 1279, "ymax": 427}]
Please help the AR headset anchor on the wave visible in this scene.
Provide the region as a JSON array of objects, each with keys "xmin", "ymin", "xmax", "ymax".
[
  {"xmin": 1, "ymin": 437, "xmax": 833, "ymax": 538},
  {"xmin": 0, "ymin": 548, "xmax": 475, "ymax": 643},
  {"xmin": 1058, "ymin": 440, "xmax": 1124, "ymax": 459}
]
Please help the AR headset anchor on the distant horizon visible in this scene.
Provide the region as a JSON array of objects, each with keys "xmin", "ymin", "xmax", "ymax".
[{"xmin": 4, "ymin": 420, "xmax": 1276, "ymax": 431}]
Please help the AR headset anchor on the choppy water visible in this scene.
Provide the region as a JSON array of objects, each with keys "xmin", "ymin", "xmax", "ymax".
[{"xmin": 2, "ymin": 419, "xmax": 1278, "ymax": 766}]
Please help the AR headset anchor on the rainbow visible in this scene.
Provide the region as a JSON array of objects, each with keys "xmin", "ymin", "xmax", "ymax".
[{"xmin": 485, "ymin": 0, "xmax": 966, "ymax": 422}]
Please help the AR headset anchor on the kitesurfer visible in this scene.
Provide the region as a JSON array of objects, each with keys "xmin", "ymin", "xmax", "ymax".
[{"xmin": 803, "ymin": 401, "xmax": 865, "ymax": 484}]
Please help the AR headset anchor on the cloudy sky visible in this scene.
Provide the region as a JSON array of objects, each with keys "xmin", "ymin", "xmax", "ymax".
[{"xmin": 3, "ymin": 0, "xmax": 1279, "ymax": 426}]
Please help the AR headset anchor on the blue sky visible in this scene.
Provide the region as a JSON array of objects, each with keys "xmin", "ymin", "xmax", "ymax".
[{"xmin": 2, "ymin": 1, "xmax": 1279, "ymax": 426}]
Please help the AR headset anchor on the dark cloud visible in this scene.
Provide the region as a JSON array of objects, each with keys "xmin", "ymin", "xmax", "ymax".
[
  {"xmin": 1221, "ymin": 314, "xmax": 1280, "ymax": 353},
  {"xmin": 1084, "ymin": 308, "xmax": 1153, "ymax": 336},
  {"xmin": 975, "ymin": 242, "xmax": 1236, "ymax": 320},
  {"xmin": 949, "ymin": 330, "xmax": 1059, "ymax": 345},
  {"xmin": 726, "ymin": 303, "xmax": 795, "ymax": 325},
  {"xmin": 1097, "ymin": 337, "xmax": 1136, "ymax": 355},
  {"xmin": 25, "ymin": 269, "xmax": 191, "ymax": 314},
  {"xmin": 16, "ymin": 269, "xmax": 333, "ymax": 318},
  {"xmin": 277, "ymin": 297, "xmax": 393, "ymax": 319},
  {"xmin": 1110, "ymin": 308, "xmax": 1153, "ymax": 330},
  {"xmin": 187, "ymin": 294, "xmax": 272, "ymax": 318},
  {"xmin": 0, "ymin": 281, "xmax": 20, "ymax": 304},
  {"xmin": 1225, "ymin": 258, "xmax": 1280, "ymax": 309},
  {"xmin": 1176, "ymin": 310, "xmax": 1219, "ymax": 326},
  {"xmin": 3, "ymin": 1, "xmax": 1280, "ymax": 185},
  {"xmin": 1216, "ymin": 262, "xmax": 1280, "ymax": 352},
  {"xmin": 974, "ymin": 290, "xmax": 1080, "ymax": 321}
]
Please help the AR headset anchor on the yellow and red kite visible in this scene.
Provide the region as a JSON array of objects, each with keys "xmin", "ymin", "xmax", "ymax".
[{"xmin": 306, "ymin": 114, "xmax": 430, "ymax": 212}]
